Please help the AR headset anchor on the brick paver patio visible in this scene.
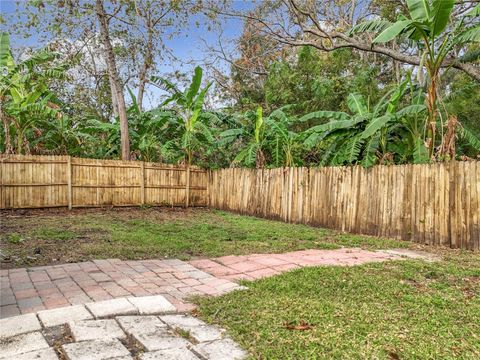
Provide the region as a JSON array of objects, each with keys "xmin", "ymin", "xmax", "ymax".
[
  {"xmin": 1, "ymin": 248, "xmax": 401, "ymax": 319},
  {"xmin": 190, "ymin": 248, "xmax": 399, "ymax": 281},
  {"xmin": 0, "ymin": 258, "xmax": 241, "ymax": 319}
]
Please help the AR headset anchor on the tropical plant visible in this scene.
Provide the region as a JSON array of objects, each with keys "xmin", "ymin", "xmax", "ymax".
[
  {"xmin": 264, "ymin": 108, "xmax": 303, "ymax": 167},
  {"xmin": 352, "ymin": 0, "xmax": 480, "ymax": 158},
  {"xmin": 151, "ymin": 66, "xmax": 215, "ymax": 166},
  {"xmin": 301, "ymin": 78, "xmax": 428, "ymax": 167},
  {"xmin": 220, "ymin": 107, "xmax": 267, "ymax": 168},
  {"xmin": 0, "ymin": 32, "xmax": 66, "ymax": 154},
  {"xmin": 82, "ymin": 88, "xmax": 177, "ymax": 162},
  {"xmin": 221, "ymin": 106, "xmax": 304, "ymax": 168}
]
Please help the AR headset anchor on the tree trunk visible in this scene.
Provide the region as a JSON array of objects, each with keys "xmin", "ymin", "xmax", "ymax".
[
  {"xmin": 137, "ymin": 20, "xmax": 154, "ymax": 113},
  {"xmin": 108, "ymin": 73, "xmax": 119, "ymax": 117},
  {"xmin": 95, "ymin": 0, "xmax": 130, "ymax": 160}
]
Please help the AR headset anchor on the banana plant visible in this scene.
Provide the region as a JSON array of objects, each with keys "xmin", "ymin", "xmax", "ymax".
[
  {"xmin": 265, "ymin": 108, "xmax": 302, "ymax": 167},
  {"xmin": 0, "ymin": 32, "xmax": 66, "ymax": 154},
  {"xmin": 151, "ymin": 66, "xmax": 214, "ymax": 166},
  {"xmin": 351, "ymin": 0, "xmax": 480, "ymax": 158},
  {"xmin": 220, "ymin": 107, "xmax": 266, "ymax": 168},
  {"xmin": 221, "ymin": 106, "xmax": 303, "ymax": 168},
  {"xmin": 83, "ymin": 88, "xmax": 175, "ymax": 161},
  {"xmin": 301, "ymin": 78, "xmax": 427, "ymax": 167}
]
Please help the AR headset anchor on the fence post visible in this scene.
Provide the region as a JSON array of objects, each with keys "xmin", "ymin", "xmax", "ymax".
[
  {"xmin": 448, "ymin": 160, "xmax": 457, "ymax": 248},
  {"xmin": 206, "ymin": 169, "xmax": 210, "ymax": 208},
  {"xmin": 67, "ymin": 156, "xmax": 72, "ymax": 210},
  {"xmin": 287, "ymin": 167, "xmax": 293, "ymax": 222},
  {"xmin": 185, "ymin": 165, "xmax": 191, "ymax": 208},
  {"xmin": 140, "ymin": 161, "xmax": 145, "ymax": 205}
]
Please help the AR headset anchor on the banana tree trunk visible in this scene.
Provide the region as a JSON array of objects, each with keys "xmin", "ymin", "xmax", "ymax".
[
  {"xmin": 425, "ymin": 67, "xmax": 439, "ymax": 159},
  {"xmin": 0, "ymin": 108, "xmax": 13, "ymax": 154}
]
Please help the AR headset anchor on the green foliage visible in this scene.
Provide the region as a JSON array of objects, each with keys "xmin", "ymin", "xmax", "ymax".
[
  {"xmin": 356, "ymin": 0, "xmax": 480, "ymax": 158},
  {"xmin": 301, "ymin": 77, "xmax": 429, "ymax": 167},
  {"xmin": 151, "ymin": 66, "xmax": 215, "ymax": 165},
  {"xmin": 2, "ymin": 10, "xmax": 479, "ymax": 168},
  {"xmin": 0, "ymin": 32, "xmax": 68, "ymax": 154},
  {"xmin": 263, "ymin": 47, "xmax": 385, "ymax": 115}
]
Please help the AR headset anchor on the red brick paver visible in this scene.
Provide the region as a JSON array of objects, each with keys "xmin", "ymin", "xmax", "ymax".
[
  {"xmin": 190, "ymin": 248, "xmax": 400, "ymax": 281},
  {"xmin": 0, "ymin": 258, "xmax": 238, "ymax": 319}
]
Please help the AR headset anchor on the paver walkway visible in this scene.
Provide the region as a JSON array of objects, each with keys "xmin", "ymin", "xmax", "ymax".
[
  {"xmin": 1, "ymin": 248, "xmax": 402, "ymax": 319},
  {"xmin": 190, "ymin": 248, "xmax": 399, "ymax": 281},
  {"xmin": 0, "ymin": 295, "xmax": 247, "ymax": 360}
]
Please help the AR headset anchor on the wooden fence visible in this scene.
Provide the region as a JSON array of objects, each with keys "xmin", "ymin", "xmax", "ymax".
[
  {"xmin": 208, "ymin": 163, "xmax": 480, "ymax": 250},
  {"xmin": 1, "ymin": 155, "xmax": 479, "ymax": 249},
  {"xmin": 0, "ymin": 155, "xmax": 207, "ymax": 209}
]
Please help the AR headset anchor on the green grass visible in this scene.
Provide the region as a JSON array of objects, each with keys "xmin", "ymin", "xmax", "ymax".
[
  {"xmin": 195, "ymin": 254, "xmax": 480, "ymax": 359},
  {"xmin": 1, "ymin": 207, "xmax": 409, "ymax": 268}
]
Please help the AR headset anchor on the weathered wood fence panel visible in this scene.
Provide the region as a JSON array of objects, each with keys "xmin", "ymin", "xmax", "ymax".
[
  {"xmin": 208, "ymin": 163, "xmax": 480, "ymax": 250},
  {"xmin": 2, "ymin": 155, "xmax": 478, "ymax": 249},
  {"xmin": 0, "ymin": 155, "xmax": 207, "ymax": 208}
]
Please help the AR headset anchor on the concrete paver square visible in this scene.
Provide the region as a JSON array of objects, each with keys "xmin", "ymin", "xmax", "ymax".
[
  {"xmin": 116, "ymin": 315, "xmax": 166, "ymax": 335},
  {"xmin": 86, "ymin": 298, "xmax": 138, "ymax": 318},
  {"xmin": 38, "ymin": 305, "xmax": 93, "ymax": 327},
  {"xmin": 69, "ymin": 319, "xmax": 125, "ymax": 341},
  {"xmin": 193, "ymin": 338, "xmax": 247, "ymax": 360},
  {"xmin": 127, "ymin": 295, "xmax": 176, "ymax": 315},
  {"xmin": 0, "ymin": 331, "xmax": 50, "ymax": 358},
  {"xmin": 0, "ymin": 313, "xmax": 41, "ymax": 338},
  {"xmin": 140, "ymin": 347, "xmax": 200, "ymax": 360},
  {"xmin": 62, "ymin": 339, "xmax": 131, "ymax": 360},
  {"xmin": 1, "ymin": 348, "xmax": 59, "ymax": 360}
]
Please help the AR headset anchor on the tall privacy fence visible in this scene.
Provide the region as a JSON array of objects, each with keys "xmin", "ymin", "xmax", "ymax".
[
  {"xmin": 0, "ymin": 155, "xmax": 207, "ymax": 208},
  {"xmin": 208, "ymin": 164, "xmax": 479, "ymax": 250},
  {"xmin": 1, "ymin": 155, "xmax": 479, "ymax": 249}
]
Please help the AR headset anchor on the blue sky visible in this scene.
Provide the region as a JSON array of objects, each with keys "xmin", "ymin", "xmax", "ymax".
[
  {"xmin": 0, "ymin": 0, "xmax": 254, "ymax": 108},
  {"xmin": 0, "ymin": 0, "xmax": 250, "ymax": 66}
]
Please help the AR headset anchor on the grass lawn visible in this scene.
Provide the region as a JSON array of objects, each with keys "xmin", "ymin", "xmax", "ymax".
[
  {"xmin": 195, "ymin": 254, "xmax": 480, "ymax": 359},
  {"xmin": 0, "ymin": 207, "xmax": 409, "ymax": 269}
]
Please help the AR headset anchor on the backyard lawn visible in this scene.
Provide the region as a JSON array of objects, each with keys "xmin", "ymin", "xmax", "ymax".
[
  {"xmin": 195, "ymin": 253, "xmax": 480, "ymax": 359},
  {"xmin": 0, "ymin": 207, "xmax": 408, "ymax": 269},
  {"xmin": 1, "ymin": 207, "xmax": 479, "ymax": 359}
]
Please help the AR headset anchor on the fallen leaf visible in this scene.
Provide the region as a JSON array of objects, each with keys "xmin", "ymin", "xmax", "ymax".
[{"xmin": 283, "ymin": 321, "xmax": 314, "ymax": 331}]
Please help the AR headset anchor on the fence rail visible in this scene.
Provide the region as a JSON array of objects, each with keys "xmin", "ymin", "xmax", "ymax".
[
  {"xmin": 0, "ymin": 155, "xmax": 207, "ymax": 208},
  {"xmin": 207, "ymin": 163, "xmax": 480, "ymax": 250}
]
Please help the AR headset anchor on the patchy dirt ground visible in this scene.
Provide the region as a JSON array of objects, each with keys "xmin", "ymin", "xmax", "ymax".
[
  {"xmin": 1, "ymin": 206, "xmax": 414, "ymax": 269},
  {"xmin": 1, "ymin": 207, "xmax": 207, "ymax": 269}
]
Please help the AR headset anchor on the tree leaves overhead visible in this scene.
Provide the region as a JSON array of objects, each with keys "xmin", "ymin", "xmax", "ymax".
[{"xmin": 348, "ymin": 20, "xmax": 391, "ymax": 36}]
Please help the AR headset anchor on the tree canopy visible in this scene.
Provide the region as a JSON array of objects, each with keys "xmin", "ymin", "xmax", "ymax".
[{"xmin": 1, "ymin": 0, "xmax": 479, "ymax": 166}]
